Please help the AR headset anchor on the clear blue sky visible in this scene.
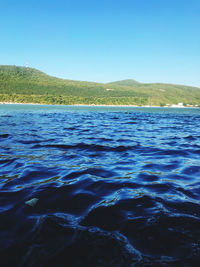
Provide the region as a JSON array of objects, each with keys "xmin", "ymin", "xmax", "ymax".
[{"xmin": 1, "ymin": 0, "xmax": 200, "ymax": 86}]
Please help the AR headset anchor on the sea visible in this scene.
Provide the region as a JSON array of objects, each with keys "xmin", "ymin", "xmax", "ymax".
[{"xmin": 0, "ymin": 104, "xmax": 200, "ymax": 266}]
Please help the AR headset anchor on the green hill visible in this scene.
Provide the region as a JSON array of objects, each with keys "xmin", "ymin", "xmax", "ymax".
[
  {"xmin": 0, "ymin": 65, "xmax": 200, "ymax": 106},
  {"xmin": 107, "ymin": 79, "xmax": 140, "ymax": 86}
]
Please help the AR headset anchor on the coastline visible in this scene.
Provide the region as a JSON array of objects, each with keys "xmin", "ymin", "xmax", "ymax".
[
  {"xmin": 0, "ymin": 102, "xmax": 196, "ymax": 108},
  {"xmin": 0, "ymin": 102, "xmax": 167, "ymax": 108},
  {"xmin": 0, "ymin": 102, "xmax": 45, "ymax": 105},
  {"xmin": 0, "ymin": 101, "xmax": 158, "ymax": 107}
]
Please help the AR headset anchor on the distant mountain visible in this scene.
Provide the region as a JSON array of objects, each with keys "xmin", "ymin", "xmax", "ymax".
[
  {"xmin": 0, "ymin": 65, "xmax": 200, "ymax": 106},
  {"xmin": 107, "ymin": 79, "xmax": 140, "ymax": 86}
]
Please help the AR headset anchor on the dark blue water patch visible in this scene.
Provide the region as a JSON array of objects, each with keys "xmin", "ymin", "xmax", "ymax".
[
  {"xmin": 184, "ymin": 135, "xmax": 198, "ymax": 141},
  {"xmin": 162, "ymin": 199, "xmax": 200, "ymax": 217},
  {"xmin": 0, "ymin": 188, "xmax": 31, "ymax": 212},
  {"xmin": 175, "ymin": 186, "xmax": 198, "ymax": 200},
  {"xmin": 0, "ymin": 114, "xmax": 12, "ymax": 117},
  {"xmin": 144, "ymin": 182, "xmax": 175, "ymax": 195},
  {"xmin": 83, "ymin": 179, "xmax": 141, "ymax": 198},
  {"xmin": 192, "ymin": 149, "xmax": 200, "ymax": 155},
  {"xmin": 185, "ymin": 183, "xmax": 200, "ymax": 200},
  {"xmin": 0, "ymin": 158, "xmax": 16, "ymax": 166},
  {"xmin": 28, "ymin": 190, "xmax": 98, "ymax": 216},
  {"xmin": 137, "ymin": 173, "xmax": 159, "ymax": 182},
  {"xmin": 157, "ymin": 148, "xmax": 189, "ymax": 157},
  {"xmin": 63, "ymin": 126, "xmax": 77, "ymax": 131},
  {"xmin": 125, "ymin": 121, "xmax": 137, "ymax": 124},
  {"xmin": 0, "ymin": 134, "xmax": 9, "ymax": 139},
  {"xmin": 0, "ymin": 105, "xmax": 200, "ymax": 266},
  {"xmin": 33, "ymin": 142, "xmax": 142, "ymax": 154},
  {"xmin": 182, "ymin": 165, "xmax": 200, "ymax": 175},
  {"xmin": 15, "ymin": 215, "xmax": 141, "ymax": 267},
  {"xmin": 62, "ymin": 167, "xmax": 118, "ymax": 180},
  {"xmin": 142, "ymin": 162, "xmax": 180, "ymax": 172},
  {"xmin": 81, "ymin": 205, "xmax": 125, "ymax": 231},
  {"xmin": 18, "ymin": 139, "xmax": 44, "ymax": 145},
  {"xmin": 22, "ymin": 181, "xmax": 101, "ymax": 216},
  {"xmin": 81, "ymin": 195, "xmax": 158, "ymax": 231},
  {"xmin": 120, "ymin": 213, "xmax": 200, "ymax": 260}
]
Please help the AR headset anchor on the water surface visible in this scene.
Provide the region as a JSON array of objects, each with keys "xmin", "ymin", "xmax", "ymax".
[{"xmin": 0, "ymin": 104, "xmax": 200, "ymax": 266}]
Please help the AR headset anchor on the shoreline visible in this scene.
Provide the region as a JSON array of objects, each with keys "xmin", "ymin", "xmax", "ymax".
[
  {"xmin": 0, "ymin": 102, "xmax": 198, "ymax": 108},
  {"xmin": 0, "ymin": 102, "xmax": 159, "ymax": 107}
]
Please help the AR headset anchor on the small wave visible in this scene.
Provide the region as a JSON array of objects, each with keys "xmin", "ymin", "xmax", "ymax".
[
  {"xmin": 17, "ymin": 215, "xmax": 140, "ymax": 267},
  {"xmin": 33, "ymin": 142, "xmax": 141, "ymax": 153},
  {"xmin": 0, "ymin": 134, "xmax": 9, "ymax": 138},
  {"xmin": 62, "ymin": 167, "xmax": 118, "ymax": 180},
  {"xmin": 182, "ymin": 165, "xmax": 200, "ymax": 175}
]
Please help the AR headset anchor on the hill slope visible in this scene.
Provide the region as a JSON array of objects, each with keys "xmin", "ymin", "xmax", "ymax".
[
  {"xmin": 107, "ymin": 79, "xmax": 140, "ymax": 87},
  {"xmin": 0, "ymin": 65, "xmax": 200, "ymax": 106}
]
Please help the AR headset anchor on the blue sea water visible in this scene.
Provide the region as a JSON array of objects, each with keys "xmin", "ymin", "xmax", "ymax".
[{"xmin": 0, "ymin": 104, "xmax": 200, "ymax": 266}]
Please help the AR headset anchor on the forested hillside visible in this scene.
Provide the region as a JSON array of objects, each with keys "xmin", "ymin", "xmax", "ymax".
[{"xmin": 0, "ymin": 65, "xmax": 200, "ymax": 106}]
